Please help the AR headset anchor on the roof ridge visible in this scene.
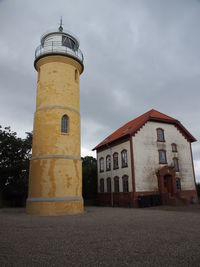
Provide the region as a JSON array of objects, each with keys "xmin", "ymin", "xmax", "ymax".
[{"xmin": 93, "ymin": 109, "xmax": 196, "ymax": 150}]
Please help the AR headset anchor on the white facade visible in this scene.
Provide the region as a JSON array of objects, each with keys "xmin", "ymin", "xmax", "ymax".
[
  {"xmin": 133, "ymin": 121, "xmax": 195, "ymax": 192},
  {"xmin": 97, "ymin": 121, "xmax": 196, "ymax": 194}
]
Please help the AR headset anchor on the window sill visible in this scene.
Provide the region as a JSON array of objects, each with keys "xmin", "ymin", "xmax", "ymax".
[
  {"xmin": 122, "ymin": 165, "xmax": 128, "ymax": 168},
  {"xmin": 113, "ymin": 167, "xmax": 119, "ymax": 170}
]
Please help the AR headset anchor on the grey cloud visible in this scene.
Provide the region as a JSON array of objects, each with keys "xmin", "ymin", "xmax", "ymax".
[{"xmin": 0, "ymin": 0, "xmax": 200, "ymax": 180}]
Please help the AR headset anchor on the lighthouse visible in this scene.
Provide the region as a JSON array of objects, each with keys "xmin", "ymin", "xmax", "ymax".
[{"xmin": 26, "ymin": 21, "xmax": 84, "ymax": 215}]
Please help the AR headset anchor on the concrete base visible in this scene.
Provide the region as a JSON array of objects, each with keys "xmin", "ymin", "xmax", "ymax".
[{"xmin": 26, "ymin": 199, "xmax": 84, "ymax": 216}]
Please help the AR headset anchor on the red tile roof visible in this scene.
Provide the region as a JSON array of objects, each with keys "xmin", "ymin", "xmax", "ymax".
[{"xmin": 93, "ymin": 109, "xmax": 196, "ymax": 150}]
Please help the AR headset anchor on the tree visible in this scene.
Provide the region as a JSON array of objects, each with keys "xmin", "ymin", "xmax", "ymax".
[
  {"xmin": 0, "ymin": 126, "xmax": 32, "ymax": 206},
  {"xmin": 82, "ymin": 156, "xmax": 97, "ymax": 200}
]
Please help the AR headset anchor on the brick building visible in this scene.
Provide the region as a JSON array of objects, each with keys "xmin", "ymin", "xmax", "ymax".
[{"xmin": 93, "ymin": 109, "xmax": 198, "ymax": 207}]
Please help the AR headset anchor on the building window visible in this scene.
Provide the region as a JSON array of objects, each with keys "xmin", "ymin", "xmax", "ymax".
[
  {"xmin": 61, "ymin": 115, "xmax": 68, "ymax": 133},
  {"xmin": 113, "ymin": 153, "xmax": 119, "ymax": 169},
  {"xmin": 157, "ymin": 128, "xmax": 165, "ymax": 142},
  {"xmin": 172, "ymin": 143, "xmax": 177, "ymax": 152},
  {"xmin": 114, "ymin": 176, "xmax": 119, "ymax": 193},
  {"xmin": 173, "ymin": 158, "xmax": 179, "ymax": 172},
  {"xmin": 107, "ymin": 177, "xmax": 111, "ymax": 193},
  {"xmin": 159, "ymin": 150, "xmax": 167, "ymax": 164},
  {"xmin": 123, "ymin": 175, "xmax": 129, "ymax": 192},
  {"xmin": 121, "ymin": 150, "xmax": 128, "ymax": 168},
  {"xmin": 100, "ymin": 179, "xmax": 104, "ymax": 193},
  {"xmin": 106, "ymin": 155, "xmax": 111, "ymax": 171},
  {"xmin": 99, "ymin": 158, "xmax": 104, "ymax": 172},
  {"xmin": 75, "ymin": 69, "xmax": 78, "ymax": 81},
  {"xmin": 176, "ymin": 178, "xmax": 181, "ymax": 192}
]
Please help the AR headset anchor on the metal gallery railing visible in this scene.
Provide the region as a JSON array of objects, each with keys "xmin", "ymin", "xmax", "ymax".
[{"xmin": 35, "ymin": 41, "xmax": 84, "ymax": 63}]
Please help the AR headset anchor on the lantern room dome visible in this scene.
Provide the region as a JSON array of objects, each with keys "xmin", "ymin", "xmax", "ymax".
[{"xmin": 34, "ymin": 25, "xmax": 84, "ymax": 69}]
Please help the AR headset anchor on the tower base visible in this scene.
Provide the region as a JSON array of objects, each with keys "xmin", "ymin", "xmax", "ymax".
[{"xmin": 26, "ymin": 198, "xmax": 84, "ymax": 216}]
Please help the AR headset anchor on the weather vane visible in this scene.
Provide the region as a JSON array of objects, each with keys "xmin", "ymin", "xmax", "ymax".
[{"xmin": 59, "ymin": 16, "xmax": 63, "ymax": 32}]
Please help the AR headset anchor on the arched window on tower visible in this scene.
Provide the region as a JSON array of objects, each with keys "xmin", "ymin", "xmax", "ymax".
[
  {"xmin": 61, "ymin": 115, "xmax": 68, "ymax": 133},
  {"xmin": 75, "ymin": 69, "xmax": 78, "ymax": 81}
]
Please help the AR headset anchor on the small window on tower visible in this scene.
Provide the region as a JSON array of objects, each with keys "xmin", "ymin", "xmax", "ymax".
[
  {"xmin": 61, "ymin": 115, "xmax": 68, "ymax": 133},
  {"xmin": 75, "ymin": 69, "xmax": 78, "ymax": 81}
]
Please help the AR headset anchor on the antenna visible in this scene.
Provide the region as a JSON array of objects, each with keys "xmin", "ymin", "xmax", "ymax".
[{"xmin": 59, "ymin": 16, "xmax": 63, "ymax": 32}]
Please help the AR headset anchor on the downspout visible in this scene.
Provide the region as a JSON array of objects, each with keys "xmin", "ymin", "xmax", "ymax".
[
  {"xmin": 106, "ymin": 143, "xmax": 113, "ymax": 207},
  {"xmin": 129, "ymin": 134, "xmax": 136, "ymax": 206}
]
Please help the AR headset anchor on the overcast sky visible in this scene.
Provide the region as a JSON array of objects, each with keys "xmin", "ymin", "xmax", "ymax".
[{"xmin": 0, "ymin": 0, "xmax": 200, "ymax": 181}]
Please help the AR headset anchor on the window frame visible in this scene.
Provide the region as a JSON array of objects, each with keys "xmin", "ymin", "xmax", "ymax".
[
  {"xmin": 171, "ymin": 143, "xmax": 177, "ymax": 152},
  {"xmin": 176, "ymin": 177, "xmax": 181, "ymax": 192},
  {"xmin": 99, "ymin": 157, "xmax": 104, "ymax": 173},
  {"xmin": 121, "ymin": 149, "xmax": 128, "ymax": 168},
  {"xmin": 173, "ymin": 157, "xmax": 179, "ymax": 172},
  {"xmin": 158, "ymin": 149, "xmax": 167, "ymax": 164},
  {"xmin": 122, "ymin": 175, "xmax": 129, "ymax": 193},
  {"xmin": 113, "ymin": 152, "xmax": 119, "ymax": 170},
  {"xmin": 100, "ymin": 178, "xmax": 104, "ymax": 193},
  {"xmin": 61, "ymin": 114, "xmax": 69, "ymax": 134},
  {"xmin": 157, "ymin": 128, "xmax": 165, "ymax": 142},
  {"xmin": 62, "ymin": 35, "xmax": 75, "ymax": 50},
  {"xmin": 106, "ymin": 177, "xmax": 111, "ymax": 193},
  {"xmin": 106, "ymin": 155, "xmax": 111, "ymax": 171},
  {"xmin": 114, "ymin": 176, "xmax": 119, "ymax": 193}
]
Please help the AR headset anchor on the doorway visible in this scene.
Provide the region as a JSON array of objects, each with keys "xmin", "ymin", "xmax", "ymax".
[{"xmin": 163, "ymin": 175, "xmax": 173, "ymax": 195}]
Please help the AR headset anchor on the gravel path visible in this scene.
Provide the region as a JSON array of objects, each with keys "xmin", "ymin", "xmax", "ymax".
[{"xmin": 0, "ymin": 206, "xmax": 200, "ymax": 267}]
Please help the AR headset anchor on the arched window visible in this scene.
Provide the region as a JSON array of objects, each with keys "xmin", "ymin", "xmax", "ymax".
[
  {"xmin": 158, "ymin": 150, "xmax": 167, "ymax": 164},
  {"xmin": 100, "ymin": 179, "xmax": 104, "ymax": 193},
  {"xmin": 113, "ymin": 153, "xmax": 119, "ymax": 169},
  {"xmin": 107, "ymin": 178, "xmax": 111, "ymax": 193},
  {"xmin": 173, "ymin": 158, "xmax": 179, "ymax": 172},
  {"xmin": 61, "ymin": 115, "xmax": 68, "ymax": 133},
  {"xmin": 172, "ymin": 143, "xmax": 177, "ymax": 152},
  {"xmin": 176, "ymin": 178, "xmax": 181, "ymax": 192},
  {"xmin": 114, "ymin": 176, "xmax": 119, "ymax": 193},
  {"xmin": 99, "ymin": 157, "xmax": 104, "ymax": 172},
  {"xmin": 123, "ymin": 175, "xmax": 129, "ymax": 193},
  {"xmin": 121, "ymin": 150, "xmax": 128, "ymax": 167},
  {"xmin": 157, "ymin": 128, "xmax": 165, "ymax": 142},
  {"xmin": 106, "ymin": 155, "xmax": 111, "ymax": 171}
]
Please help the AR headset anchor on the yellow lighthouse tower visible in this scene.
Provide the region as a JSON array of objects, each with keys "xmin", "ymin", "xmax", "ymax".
[{"xmin": 26, "ymin": 21, "xmax": 84, "ymax": 215}]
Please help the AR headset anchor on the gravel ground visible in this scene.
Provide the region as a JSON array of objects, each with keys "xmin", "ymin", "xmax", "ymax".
[{"xmin": 0, "ymin": 205, "xmax": 200, "ymax": 267}]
